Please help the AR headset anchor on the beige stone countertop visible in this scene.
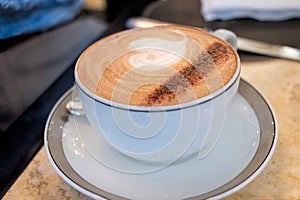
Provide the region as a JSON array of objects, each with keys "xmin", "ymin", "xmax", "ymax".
[{"xmin": 3, "ymin": 57, "xmax": 300, "ymax": 199}]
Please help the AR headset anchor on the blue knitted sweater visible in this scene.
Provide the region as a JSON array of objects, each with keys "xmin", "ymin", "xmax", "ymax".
[{"xmin": 0, "ymin": 0, "xmax": 84, "ymax": 39}]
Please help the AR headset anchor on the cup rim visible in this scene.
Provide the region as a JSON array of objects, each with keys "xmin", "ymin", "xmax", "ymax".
[
  {"xmin": 75, "ymin": 63, "xmax": 240, "ymax": 112},
  {"xmin": 74, "ymin": 28, "xmax": 241, "ymax": 112}
]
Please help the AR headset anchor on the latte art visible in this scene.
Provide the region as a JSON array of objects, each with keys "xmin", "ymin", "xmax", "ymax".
[
  {"xmin": 128, "ymin": 36, "xmax": 187, "ymax": 70},
  {"xmin": 128, "ymin": 49, "xmax": 183, "ymax": 70},
  {"xmin": 76, "ymin": 26, "xmax": 238, "ymax": 106}
]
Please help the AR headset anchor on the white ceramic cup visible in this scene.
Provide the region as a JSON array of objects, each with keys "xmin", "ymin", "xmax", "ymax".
[{"xmin": 75, "ymin": 27, "xmax": 240, "ymax": 166}]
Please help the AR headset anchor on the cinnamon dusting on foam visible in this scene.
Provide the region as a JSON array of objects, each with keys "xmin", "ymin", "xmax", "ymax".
[
  {"xmin": 207, "ymin": 42, "xmax": 231, "ymax": 65},
  {"xmin": 143, "ymin": 42, "xmax": 233, "ymax": 106}
]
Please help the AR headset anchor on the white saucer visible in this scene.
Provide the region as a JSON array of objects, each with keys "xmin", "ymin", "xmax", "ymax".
[{"xmin": 45, "ymin": 79, "xmax": 277, "ymax": 200}]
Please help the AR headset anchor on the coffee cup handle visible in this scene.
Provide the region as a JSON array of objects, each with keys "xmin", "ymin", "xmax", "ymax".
[{"xmin": 213, "ymin": 29, "xmax": 238, "ymax": 50}]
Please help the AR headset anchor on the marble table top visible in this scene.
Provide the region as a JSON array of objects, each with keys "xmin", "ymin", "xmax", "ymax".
[{"xmin": 3, "ymin": 57, "xmax": 300, "ymax": 199}]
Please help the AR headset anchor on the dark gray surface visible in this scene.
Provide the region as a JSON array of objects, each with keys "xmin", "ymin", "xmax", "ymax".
[{"xmin": 0, "ymin": 16, "xmax": 107, "ymax": 131}]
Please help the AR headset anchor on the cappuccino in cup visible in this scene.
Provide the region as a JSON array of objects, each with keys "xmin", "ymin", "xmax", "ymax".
[
  {"xmin": 75, "ymin": 25, "xmax": 240, "ymax": 165},
  {"xmin": 77, "ymin": 26, "xmax": 238, "ymax": 107}
]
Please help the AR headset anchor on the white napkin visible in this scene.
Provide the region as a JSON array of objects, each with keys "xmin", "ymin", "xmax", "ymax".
[{"xmin": 201, "ymin": 0, "xmax": 300, "ymax": 21}]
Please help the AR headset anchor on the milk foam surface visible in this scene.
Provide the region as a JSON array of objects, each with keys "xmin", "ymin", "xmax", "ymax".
[
  {"xmin": 76, "ymin": 26, "xmax": 238, "ymax": 106},
  {"xmin": 128, "ymin": 36, "xmax": 187, "ymax": 70}
]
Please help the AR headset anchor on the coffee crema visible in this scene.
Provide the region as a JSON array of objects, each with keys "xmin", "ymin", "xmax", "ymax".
[{"xmin": 76, "ymin": 26, "xmax": 238, "ymax": 106}]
